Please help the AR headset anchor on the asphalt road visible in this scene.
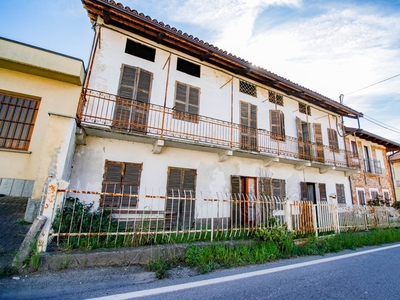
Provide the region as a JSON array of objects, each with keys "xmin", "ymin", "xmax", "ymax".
[{"xmin": 1, "ymin": 243, "xmax": 400, "ymax": 300}]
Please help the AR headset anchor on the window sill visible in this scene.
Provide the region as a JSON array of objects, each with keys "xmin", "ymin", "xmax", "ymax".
[{"xmin": 0, "ymin": 148, "xmax": 32, "ymax": 154}]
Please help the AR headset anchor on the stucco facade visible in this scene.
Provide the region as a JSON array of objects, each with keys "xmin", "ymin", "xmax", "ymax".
[
  {"xmin": 0, "ymin": 37, "xmax": 85, "ymax": 221},
  {"xmin": 69, "ymin": 0, "xmax": 366, "ymax": 226}
]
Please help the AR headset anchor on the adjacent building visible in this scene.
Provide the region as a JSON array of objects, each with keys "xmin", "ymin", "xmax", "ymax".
[
  {"xmin": 0, "ymin": 37, "xmax": 85, "ymax": 222},
  {"xmin": 390, "ymin": 151, "xmax": 400, "ymax": 202},
  {"xmin": 345, "ymin": 127, "xmax": 400, "ymax": 205}
]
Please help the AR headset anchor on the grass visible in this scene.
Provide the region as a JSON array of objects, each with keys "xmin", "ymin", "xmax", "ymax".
[{"xmin": 147, "ymin": 228, "xmax": 400, "ymax": 277}]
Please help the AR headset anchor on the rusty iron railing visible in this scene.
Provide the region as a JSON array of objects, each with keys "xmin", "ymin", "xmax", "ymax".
[
  {"xmin": 77, "ymin": 88, "xmax": 358, "ymax": 168},
  {"xmin": 41, "ymin": 186, "xmax": 400, "ymax": 251}
]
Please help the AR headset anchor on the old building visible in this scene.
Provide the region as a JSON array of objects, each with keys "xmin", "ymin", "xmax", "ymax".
[
  {"xmin": 345, "ymin": 127, "xmax": 400, "ymax": 205},
  {"xmin": 389, "ymin": 151, "xmax": 400, "ymax": 202},
  {"xmin": 67, "ymin": 0, "xmax": 370, "ymax": 227},
  {"xmin": 0, "ymin": 37, "xmax": 85, "ymax": 222}
]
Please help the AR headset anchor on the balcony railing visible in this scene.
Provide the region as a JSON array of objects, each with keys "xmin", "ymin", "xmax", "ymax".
[
  {"xmin": 77, "ymin": 89, "xmax": 360, "ymax": 169},
  {"xmin": 363, "ymin": 159, "xmax": 382, "ymax": 175}
]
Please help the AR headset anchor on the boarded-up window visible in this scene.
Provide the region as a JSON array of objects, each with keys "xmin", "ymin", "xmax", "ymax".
[
  {"xmin": 0, "ymin": 93, "xmax": 39, "ymax": 151},
  {"xmin": 101, "ymin": 161, "xmax": 141, "ymax": 207},
  {"xmin": 268, "ymin": 91, "xmax": 284, "ymax": 106},
  {"xmin": 313, "ymin": 123, "xmax": 325, "ymax": 163},
  {"xmin": 114, "ymin": 65, "xmax": 152, "ymax": 132},
  {"xmin": 240, "ymin": 101, "xmax": 257, "ymax": 151},
  {"xmin": 239, "ymin": 80, "xmax": 257, "ymax": 97},
  {"xmin": 173, "ymin": 81, "xmax": 200, "ymax": 122},
  {"xmin": 166, "ymin": 168, "xmax": 196, "ymax": 229},
  {"xmin": 336, "ymin": 184, "xmax": 346, "ymax": 204},
  {"xmin": 270, "ymin": 110, "xmax": 285, "ymax": 141},
  {"xmin": 327, "ymin": 128, "xmax": 340, "ymax": 153},
  {"xmin": 319, "ymin": 183, "xmax": 327, "ymax": 202}
]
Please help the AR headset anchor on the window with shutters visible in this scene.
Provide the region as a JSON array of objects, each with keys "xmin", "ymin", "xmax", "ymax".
[
  {"xmin": 383, "ymin": 190, "xmax": 390, "ymax": 201},
  {"xmin": 336, "ymin": 184, "xmax": 346, "ymax": 204},
  {"xmin": 299, "ymin": 102, "xmax": 311, "ymax": 116},
  {"xmin": 0, "ymin": 92, "xmax": 39, "ymax": 151},
  {"xmin": 351, "ymin": 141, "xmax": 358, "ymax": 158},
  {"xmin": 125, "ymin": 39, "xmax": 156, "ymax": 62},
  {"xmin": 327, "ymin": 128, "xmax": 340, "ymax": 153},
  {"xmin": 369, "ymin": 189, "xmax": 379, "ymax": 203},
  {"xmin": 173, "ymin": 81, "xmax": 200, "ymax": 123},
  {"xmin": 239, "ymin": 80, "xmax": 257, "ymax": 97},
  {"xmin": 313, "ymin": 123, "xmax": 325, "ymax": 163},
  {"xmin": 296, "ymin": 117, "xmax": 312, "ymax": 160},
  {"xmin": 177, "ymin": 58, "xmax": 200, "ymax": 77},
  {"xmin": 270, "ymin": 110, "xmax": 285, "ymax": 141},
  {"xmin": 259, "ymin": 178, "xmax": 286, "ymax": 199},
  {"xmin": 101, "ymin": 161, "xmax": 142, "ymax": 208},
  {"xmin": 268, "ymin": 91, "xmax": 284, "ymax": 106},
  {"xmin": 240, "ymin": 101, "xmax": 258, "ymax": 151},
  {"xmin": 319, "ymin": 183, "xmax": 327, "ymax": 202},
  {"xmin": 114, "ymin": 65, "xmax": 152, "ymax": 132},
  {"xmin": 165, "ymin": 167, "xmax": 196, "ymax": 229},
  {"xmin": 357, "ymin": 189, "xmax": 366, "ymax": 205}
]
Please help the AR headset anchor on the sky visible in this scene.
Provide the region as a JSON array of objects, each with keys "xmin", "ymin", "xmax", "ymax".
[{"xmin": 1, "ymin": 0, "xmax": 399, "ymax": 144}]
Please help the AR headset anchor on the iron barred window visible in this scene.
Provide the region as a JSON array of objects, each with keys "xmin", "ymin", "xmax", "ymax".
[
  {"xmin": 239, "ymin": 80, "xmax": 257, "ymax": 97},
  {"xmin": 298, "ymin": 102, "xmax": 311, "ymax": 116},
  {"xmin": 0, "ymin": 93, "xmax": 39, "ymax": 151},
  {"xmin": 268, "ymin": 90, "xmax": 284, "ymax": 106}
]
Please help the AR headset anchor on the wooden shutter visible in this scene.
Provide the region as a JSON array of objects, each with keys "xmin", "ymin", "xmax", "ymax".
[
  {"xmin": 231, "ymin": 176, "xmax": 242, "ymax": 198},
  {"xmin": 188, "ymin": 86, "xmax": 199, "ymax": 115},
  {"xmin": 240, "ymin": 102, "xmax": 257, "ymax": 151},
  {"xmin": 121, "ymin": 164, "xmax": 141, "ymax": 206},
  {"xmin": 358, "ymin": 190, "xmax": 365, "ymax": 205},
  {"xmin": 296, "ymin": 117, "xmax": 305, "ymax": 159},
  {"xmin": 319, "ymin": 183, "xmax": 327, "ymax": 202},
  {"xmin": 328, "ymin": 129, "xmax": 339, "ymax": 153},
  {"xmin": 336, "ymin": 184, "xmax": 346, "ymax": 204},
  {"xmin": 102, "ymin": 162, "xmax": 122, "ymax": 207},
  {"xmin": 270, "ymin": 110, "xmax": 285, "ymax": 141},
  {"xmin": 136, "ymin": 69, "xmax": 152, "ymax": 103},
  {"xmin": 300, "ymin": 182, "xmax": 308, "ymax": 201},
  {"xmin": 115, "ymin": 65, "xmax": 137, "ymax": 130},
  {"xmin": 272, "ymin": 179, "xmax": 286, "ymax": 200},
  {"xmin": 313, "ymin": 123, "xmax": 325, "ymax": 163}
]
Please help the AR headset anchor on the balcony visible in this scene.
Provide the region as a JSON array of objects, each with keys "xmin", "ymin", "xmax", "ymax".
[
  {"xmin": 77, "ymin": 89, "xmax": 360, "ymax": 171},
  {"xmin": 363, "ymin": 159, "xmax": 382, "ymax": 175}
]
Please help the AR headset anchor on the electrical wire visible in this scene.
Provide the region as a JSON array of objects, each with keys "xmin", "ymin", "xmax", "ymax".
[
  {"xmin": 345, "ymin": 73, "xmax": 400, "ymax": 96},
  {"xmin": 362, "ymin": 115, "xmax": 400, "ymax": 134}
]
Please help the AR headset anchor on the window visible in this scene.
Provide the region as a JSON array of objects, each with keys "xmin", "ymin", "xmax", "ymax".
[
  {"xmin": 296, "ymin": 117, "xmax": 311, "ymax": 160},
  {"xmin": 258, "ymin": 177, "xmax": 286, "ymax": 199},
  {"xmin": 313, "ymin": 123, "xmax": 325, "ymax": 163},
  {"xmin": 177, "ymin": 58, "xmax": 200, "ymax": 77},
  {"xmin": 166, "ymin": 167, "xmax": 196, "ymax": 229},
  {"xmin": 336, "ymin": 184, "xmax": 346, "ymax": 204},
  {"xmin": 357, "ymin": 189, "xmax": 366, "ymax": 205},
  {"xmin": 125, "ymin": 39, "xmax": 156, "ymax": 62},
  {"xmin": 327, "ymin": 128, "xmax": 339, "ymax": 153},
  {"xmin": 383, "ymin": 190, "xmax": 390, "ymax": 202},
  {"xmin": 0, "ymin": 92, "xmax": 39, "ymax": 151},
  {"xmin": 173, "ymin": 82, "xmax": 200, "ymax": 122},
  {"xmin": 370, "ymin": 189, "xmax": 379, "ymax": 202},
  {"xmin": 319, "ymin": 183, "xmax": 327, "ymax": 202},
  {"xmin": 299, "ymin": 102, "xmax": 311, "ymax": 115},
  {"xmin": 270, "ymin": 110, "xmax": 285, "ymax": 141},
  {"xmin": 115, "ymin": 65, "xmax": 153, "ymax": 132},
  {"xmin": 101, "ymin": 161, "xmax": 142, "ymax": 207},
  {"xmin": 240, "ymin": 101, "xmax": 257, "ymax": 151},
  {"xmin": 268, "ymin": 90, "xmax": 284, "ymax": 106},
  {"xmin": 239, "ymin": 80, "xmax": 257, "ymax": 97},
  {"xmin": 351, "ymin": 141, "xmax": 358, "ymax": 158}
]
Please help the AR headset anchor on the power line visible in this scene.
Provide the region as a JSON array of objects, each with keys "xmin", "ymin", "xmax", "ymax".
[
  {"xmin": 345, "ymin": 73, "xmax": 400, "ymax": 96},
  {"xmin": 362, "ymin": 114, "xmax": 400, "ymax": 135}
]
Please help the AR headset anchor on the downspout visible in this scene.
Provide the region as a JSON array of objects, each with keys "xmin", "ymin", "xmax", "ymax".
[{"xmin": 84, "ymin": 24, "xmax": 101, "ymax": 90}]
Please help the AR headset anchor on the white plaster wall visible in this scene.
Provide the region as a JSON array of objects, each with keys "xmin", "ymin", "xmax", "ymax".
[
  {"xmin": 88, "ymin": 25, "xmax": 345, "ymax": 152},
  {"xmin": 69, "ymin": 135, "xmax": 351, "ymax": 217}
]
